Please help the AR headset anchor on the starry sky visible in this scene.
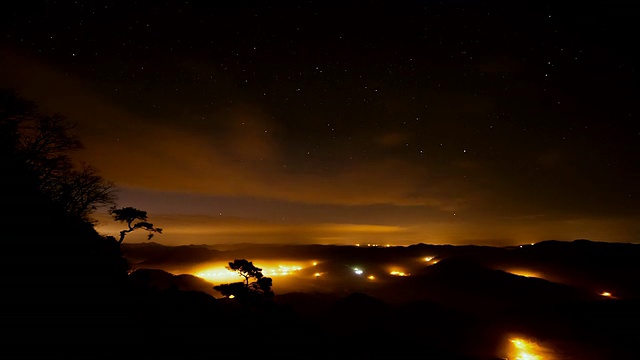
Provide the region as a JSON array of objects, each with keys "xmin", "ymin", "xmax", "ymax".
[{"xmin": 2, "ymin": 1, "xmax": 639, "ymax": 246}]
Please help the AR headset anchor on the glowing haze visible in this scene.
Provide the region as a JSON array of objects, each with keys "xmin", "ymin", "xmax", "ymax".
[{"xmin": 2, "ymin": 2, "xmax": 639, "ymax": 246}]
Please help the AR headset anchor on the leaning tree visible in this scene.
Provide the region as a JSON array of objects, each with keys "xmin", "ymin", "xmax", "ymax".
[{"xmin": 108, "ymin": 206, "xmax": 162, "ymax": 245}]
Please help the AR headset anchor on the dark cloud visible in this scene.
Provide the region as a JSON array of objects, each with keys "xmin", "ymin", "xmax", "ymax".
[{"xmin": 2, "ymin": 1, "xmax": 639, "ymax": 245}]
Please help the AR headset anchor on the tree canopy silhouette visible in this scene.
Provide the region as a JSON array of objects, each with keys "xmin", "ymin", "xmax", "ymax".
[
  {"xmin": 214, "ymin": 259, "xmax": 274, "ymax": 305},
  {"xmin": 109, "ymin": 206, "xmax": 163, "ymax": 244},
  {"xmin": 1, "ymin": 88, "xmax": 116, "ymax": 222}
]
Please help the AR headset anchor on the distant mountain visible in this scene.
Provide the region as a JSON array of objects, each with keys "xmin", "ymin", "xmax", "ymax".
[
  {"xmin": 496, "ymin": 239, "xmax": 640, "ymax": 298},
  {"xmin": 365, "ymin": 257, "xmax": 592, "ymax": 313},
  {"xmin": 122, "ymin": 242, "xmax": 226, "ymax": 268}
]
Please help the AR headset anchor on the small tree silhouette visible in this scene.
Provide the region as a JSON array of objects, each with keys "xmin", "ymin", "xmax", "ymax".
[
  {"xmin": 214, "ymin": 259, "xmax": 274, "ymax": 305},
  {"xmin": 108, "ymin": 206, "xmax": 162, "ymax": 245}
]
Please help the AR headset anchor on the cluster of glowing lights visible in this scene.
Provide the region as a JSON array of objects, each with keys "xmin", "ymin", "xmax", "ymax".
[
  {"xmin": 389, "ymin": 271, "xmax": 409, "ymax": 276},
  {"xmin": 504, "ymin": 336, "xmax": 561, "ymax": 360},
  {"xmin": 422, "ymin": 256, "xmax": 439, "ymax": 265},
  {"xmin": 196, "ymin": 262, "xmax": 305, "ymax": 283},
  {"xmin": 509, "ymin": 338, "xmax": 542, "ymax": 360},
  {"xmin": 420, "ymin": 255, "xmax": 440, "ymax": 265},
  {"xmin": 262, "ymin": 265, "xmax": 302, "ymax": 276},
  {"xmin": 351, "ymin": 267, "xmax": 376, "ymax": 279},
  {"xmin": 198, "ymin": 258, "xmax": 448, "ymax": 284},
  {"xmin": 600, "ymin": 291, "xmax": 615, "ymax": 298},
  {"xmin": 196, "ymin": 269, "xmax": 236, "ymax": 282}
]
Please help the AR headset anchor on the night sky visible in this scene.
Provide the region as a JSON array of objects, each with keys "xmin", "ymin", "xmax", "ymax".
[{"xmin": 2, "ymin": 1, "xmax": 639, "ymax": 246}]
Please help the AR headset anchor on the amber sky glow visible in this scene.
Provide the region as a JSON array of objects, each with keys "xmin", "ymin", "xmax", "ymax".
[{"xmin": 2, "ymin": 2, "xmax": 639, "ymax": 245}]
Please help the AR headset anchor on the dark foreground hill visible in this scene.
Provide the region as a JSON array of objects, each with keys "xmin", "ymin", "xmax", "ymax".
[
  {"xmin": 118, "ymin": 239, "xmax": 640, "ymax": 360},
  {"xmin": 4, "ymin": 234, "xmax": 639, "ymax": 359}
]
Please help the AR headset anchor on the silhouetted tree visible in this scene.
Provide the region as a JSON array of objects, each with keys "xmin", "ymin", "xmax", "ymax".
[
  {"xmin": 55, "ymin": 162, "xmax": 117, "ymax": 221},
  {"xmin": 214, "ymin": 259, "xmax": 274, "ymax": 304},
  {"xmin": 1, "ymin": 88, "xmax": 117, "ymax": 222},
  {"xmin": 109, "ymin": 206, "xmax": 162, "ymax": 244}
]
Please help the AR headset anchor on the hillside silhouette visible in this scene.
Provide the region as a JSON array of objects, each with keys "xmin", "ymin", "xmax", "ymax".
[{"xmin": 2, "ymin": 89, "xmax": 129, "ymax": 357}]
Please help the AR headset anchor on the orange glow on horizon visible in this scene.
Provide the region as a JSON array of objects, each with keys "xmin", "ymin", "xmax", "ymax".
[
  {"xmin": 195, "ymin": 260, "xmax": 306, "ymax": 283},
  {"xmin": 509, "ymin": 338, "xmax": 543, "ymax": 360},
  {"xmin": 599, "ymin": 291, "xmax": 616, "ymax": 298},
  {"xmin": 389, "ymin": 270, "xmax": 409, "ymax": 276},
  {"xmin": 502, "ymin": 335, "xmax": 561, "ymax": 360},
  {"xmin": 507, "ymin": 268, "xmax": 543, "ymax": 279}
]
